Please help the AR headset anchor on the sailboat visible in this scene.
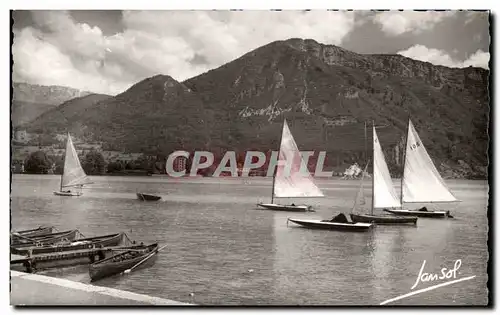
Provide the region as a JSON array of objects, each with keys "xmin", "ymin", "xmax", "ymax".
[
  {"xmin": 350, "ymin": 123, "xmax": 417, "ymax": 225},
  {"xmin": 53, "ymin": 133, "xmax": 92, "ymax": 196},
  {"xmin": 383, "ymin": 119, "xmax": 460, "ymax": 218},
  {"xmin": 257, "ymin": 119, "xmax": 323, "ymax": 212}
]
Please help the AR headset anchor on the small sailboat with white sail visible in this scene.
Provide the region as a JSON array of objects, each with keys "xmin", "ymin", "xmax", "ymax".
[
  {"xmin": 257, "ymin": 119, "xmax": 323, "ymax": 212},
  {"xmin": 350, "ymin": 123, "xmax": 417, "ymax": 225},
  {"xmin": 383, "ymin": 119, "xmax": 460, "ymax": 218},
  {"xmin": 53, "ymin": 133, "xmax": 92, "ymax": 197}
]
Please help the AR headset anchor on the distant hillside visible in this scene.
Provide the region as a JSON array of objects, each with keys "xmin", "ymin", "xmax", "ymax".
[
  {"xmin": 11, "ymin": 82, "xmax": 93, "ymax": 126},
  {"xmin": 28, "ymin": 75, "xmax": 213, "ymax": 154},
  {"xmin": 26, "ymin": 38, "xmax": 490, "ymax": 178},
  {"xmin": 26, "ymin": 93, "xmax": 113, "ymax": 137}
]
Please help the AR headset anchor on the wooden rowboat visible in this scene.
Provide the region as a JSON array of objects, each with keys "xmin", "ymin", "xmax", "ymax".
[
  {"xmin": 257, "ymin": 203, "xmax": 314, "ymax": 212},
  {"xmin": 136, "ymin": 193, "xmax": 161, "ymax": 201},
  {"xmin": 11, "ymin": 232, "xmax": 126, "ymax": 255},
  {"xmin": 11, "ymin": 230, "xmax": 79, "ymax": 248},
  {"xmin": 89, "ymin": 243, "xmax": 159, "ymax": 281},
  {"xmin": 12, "ymin": 226, "xmax": 54, "ymax": 237}
]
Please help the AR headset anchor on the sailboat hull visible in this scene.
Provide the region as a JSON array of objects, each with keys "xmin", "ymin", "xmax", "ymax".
[
  {"xmin": 257, "ymin": 203, "xmax": 314, "ymax": 212},
  {"xmin": 350, "ymin": 213, "xmax": 417, "ymax": 225},
  {"xmin": 54, "ymin": 191, "xmax": 82, "ymax": 197},
  {"xmin": 287, "ymin": 218, "xmax": 373, "ymax": 231},
  {"xmin": 383, "ymin": 209, "xmax": 449, "ymax": 218}
]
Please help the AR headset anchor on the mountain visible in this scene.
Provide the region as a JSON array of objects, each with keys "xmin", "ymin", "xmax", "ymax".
[
  {"xmin": 183, "ymin": 38, "xmax": 489, "ymax": 177},
  {"xmin": 12, "ymin": 82, "xmax": 94, "ymax": 126},
  {"xmin": 26, "ymin": 93, "xmax": 113, "ymax": 136},
  {"xmin": 28, "ymin": 75, "xmax": 213, "ymax": 153},
  {"xmin": 25, "ymin": 38, "xmax": 490, "ymax": 178}
]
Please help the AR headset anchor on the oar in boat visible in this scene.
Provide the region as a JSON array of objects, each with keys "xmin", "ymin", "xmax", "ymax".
[
  {"xmin": 121, "ymin": 244, "xmax": 167, "ymax": 275},
  {"xmin": 108, "ymin": 248, "xmax": 150, "ymax": 253}
]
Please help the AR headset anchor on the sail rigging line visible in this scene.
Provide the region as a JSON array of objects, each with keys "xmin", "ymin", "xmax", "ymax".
[
  {"xmin": 351, "ymin": 160, "xmax": 370, "ymax": 214},
  {"xmin": 372, "ymin": 122, "xmax": 402, "ymax": 209},
  {"xmin": 371, "ymin": 121, "xmax": 375, "ymax": 214},
  {"xmin": 400, "ymin": 115, "xmax": 409, "ymax": 208}
]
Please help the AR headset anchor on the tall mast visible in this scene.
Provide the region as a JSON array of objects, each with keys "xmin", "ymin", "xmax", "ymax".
[
  {"xmin": 364, "ymin": 121, "xmax": 367, "ymax": 165},
  {"xmin": 400, "ymin": 116, "xmax": 410, "ymax": 208},
  {"xmin": 371, "ymin": 120, "xmax": 375, "ymax": 215},
  {"xmin": 60, "ymin": 132, "xmax": 69, "ymax": 192},
  {"xmin": 271, "ymin": 119, "xmax": 285, "ymax": 204}
]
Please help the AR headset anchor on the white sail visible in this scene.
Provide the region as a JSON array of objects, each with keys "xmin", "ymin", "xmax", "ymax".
[
  {"xmin": 373, "ymin": 125, "xmax": 402, "ymax": 208},
  {"xmin": 274, "ymin": 120, "xmax": 324, "ymax": 198},
  {"xmin": 402, "ymin": 120, "xmax": 457, "ymax": 203},
  {"xmin": 61, "ymin": 134, "xmax": 90, "ymax": 188}
]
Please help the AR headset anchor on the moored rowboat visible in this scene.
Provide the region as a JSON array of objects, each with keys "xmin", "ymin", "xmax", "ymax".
[
  {"xmin": 287, "ymin": 218, "xmax": 373, "ymax": 231},
  {"xmin": 11, "ymin": 226, "xmax": 54, "ymax": 242},
  {"xmin": 350, "ymin": 213, "xmax": 417, "ymax": 225},
  {"xmin": 136, "ymin": 193, "xmax": 161, "ymax": 201},
  {"xmin": 89, "ymin": 243, "xmax": 159, "ymax": 281},
  {"xmin": 383, "ymin": 208, "xmax": 450, "ymax": 218},
  {"xmin": 11, "ymin": 230, "xmax": 79, "ymax": 248},
  {"xmin": 11, "ymin": 232, "xmax": 126, "ymax": 255},
  {"xmin": 257, "ymin": 203, "xmax": 313, "ymax": 212}
]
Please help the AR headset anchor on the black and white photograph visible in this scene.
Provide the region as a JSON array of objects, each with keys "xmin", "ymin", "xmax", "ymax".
[{"xmin": 8, "ymin": 6, "xmax": 491, "ymax": 307}]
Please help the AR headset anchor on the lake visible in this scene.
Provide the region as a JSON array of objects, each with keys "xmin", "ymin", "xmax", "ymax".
[{"xmin": 10, "ymin": 174, "xmax": 489, "ymax": 305}]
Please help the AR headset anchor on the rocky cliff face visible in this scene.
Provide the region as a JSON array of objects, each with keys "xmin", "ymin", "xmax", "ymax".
[
  {"xmin": 12, "ymin": 82, "xmax": 93, "ymax": 126},
  {"xmin": 26, "ymin": 38, "xmax": 489, "ymax": 178}
]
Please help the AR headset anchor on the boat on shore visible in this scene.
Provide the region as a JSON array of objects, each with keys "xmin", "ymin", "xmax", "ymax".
[
  {"xmin": 11, "ymin": 232, "xmax": 126, "ymax": 255},
  {"xmin": 349, "ymin": 122, "xmax": 417, "ymax": 225},
  {"xmin": 11, "ymin": 226, "xmax": 54, "ymax": 240},
  {"xmin": 11, "ymin": 243, "xmax": 152, "ymax": 273},
  {"xmin": 53, "ymin": 133, "xmax": 93, "ymax": 197},
  {"xmin": 89, "ymin": 243, "xmax": 159, "ymax": 282},
  {"xmin": 11, "ymin": 230, "xmax": 80, "ymax": 248},
  {"xmin": 136, "ymin": 192, "xmax": 162, "ymax": 201},
  {"xmin": 383, "ymin": 118, "xmax": 460, "ymax": 218},
  {"xmin": 257, "ymin": 119, "xmax": 323, "ymax": 212}
]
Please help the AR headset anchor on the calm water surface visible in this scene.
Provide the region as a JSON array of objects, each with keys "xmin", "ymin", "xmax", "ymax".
[{"xmin": 10, "ymin": 175, "xmax": 489, "ymax": 305}]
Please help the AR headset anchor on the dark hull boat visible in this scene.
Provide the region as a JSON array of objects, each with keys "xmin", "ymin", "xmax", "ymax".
[
  {"xmin": 11, "ymin": 230, "xmax": 79, "ymax": 248},
  {"xmin": 89, "ymin": 243, "xmax": 159, "ymax": 281},
  {"xmin": 257, "ymin": 203, "xmax": 314, "ymax": 212},
  {"xmin": 11, "ymin": 232, "xmax": 126, "ymax": 255},
  {"xmin": 137, "ymin": 193, "xmax": 161, "ymax": 201},
  {"xmin": 287, "ymin": 218, "xmax": 373, "ymax": 231},
  {"xmin": 383, "ymin": 208, "xmax": 451, "ymax": 218},
  {"xmin": 350, "ymin": 213, "xmax": 418, "ymax": 225},
  {"xmin": 53, "ymin": 190, "xmax": 83, "ymax": 197}
]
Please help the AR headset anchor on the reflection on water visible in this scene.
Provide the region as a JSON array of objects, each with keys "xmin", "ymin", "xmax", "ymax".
[{"xmin": 10, "ymin": 175, "xmax": 488, "ymax": 305}]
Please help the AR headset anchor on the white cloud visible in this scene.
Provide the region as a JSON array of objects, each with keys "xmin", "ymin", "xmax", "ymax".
[
  {"xmin": 373, "ymin": 11, "xmax": 455, "ymax": 36},
  {"xmin": 13, "ymin": 10, "xmax": 357, "ymax": 95},
  {"xmin": 397, "ymin": 44, "xmax": 489, "ymax": 69}
]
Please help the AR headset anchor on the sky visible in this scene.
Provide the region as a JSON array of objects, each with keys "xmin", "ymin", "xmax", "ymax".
[{"xmin": 12, "ymin": 10, "xmax": 490, "ymax": 95}]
